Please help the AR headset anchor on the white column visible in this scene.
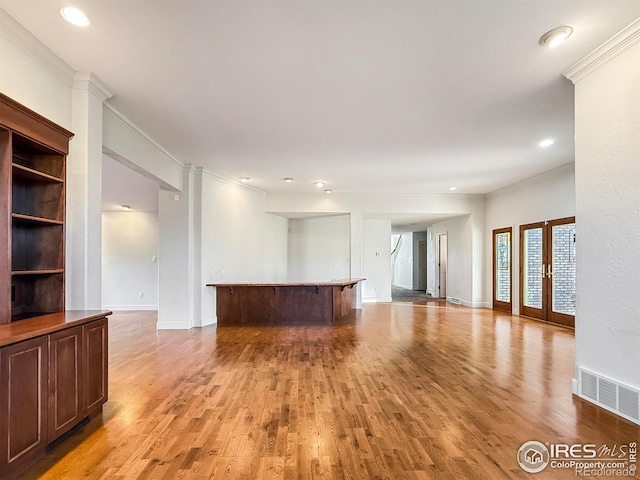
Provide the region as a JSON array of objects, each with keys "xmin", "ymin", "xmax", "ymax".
[
  {"xmin": 349, "ymin": 211, "xmax": 363, "ymax": 308},
  {"xmin": 157, "ymin": 165, "xmax": 201, "ymax": 329},
  {"xmin": 67, "ymin": 72, "xmax": 113, "ymax": 310}
]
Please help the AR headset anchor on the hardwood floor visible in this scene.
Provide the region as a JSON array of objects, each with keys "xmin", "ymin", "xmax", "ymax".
[{"xmin": 18, "ymin": 305, "xmax": 639, "ymax": 479}]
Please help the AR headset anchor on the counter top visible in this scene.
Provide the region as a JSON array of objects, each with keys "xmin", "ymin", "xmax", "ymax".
[
  {"xmin": 207, "ymin": 278, "xmax": 365, "ymax": 288},
  {"xmin": 0, "ymin": 310, "xmax": 112, "ymax": 347}
]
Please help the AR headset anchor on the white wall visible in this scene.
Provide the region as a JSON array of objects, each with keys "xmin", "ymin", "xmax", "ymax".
[
  {"xmin": 392, "ymin": 233, "xmax": 413, "ymax": 289},
  {"xmin": 200, "ymin": 173, "xmax": 288, "ymax": 325},
  {"xmin": 362, "ymin": 219, "xmax": 392, "ymax": 302},
  {"xmin": 0, "ymin": 12, "xmax": 73, "ymax": 130},
  {"xmin": 569, "ymin": 35, "xmax": 640, "ymax": 395},
  {"xmin": 102, "ymin": 212, "xmax": 158, "ymax": 310},
  {"xmin": 287, "ymin": 215, "xmax": 350, "ymax": 282},
  {"xmin": 484, "ymin": 164, "xmax": 576, "ymax": 313},
  {"xmin": 430, "ymin": 215, "xmax": 477, "ymax": 305}
]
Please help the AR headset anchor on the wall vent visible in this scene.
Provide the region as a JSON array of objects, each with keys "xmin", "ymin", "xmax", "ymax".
[
  {"xmin": 448, "ymin": 297, "xmax": 461, "ymax": 305},
  {"xmin": 578, "ymin": 368, "xmax": 640, "ymax": 424}
]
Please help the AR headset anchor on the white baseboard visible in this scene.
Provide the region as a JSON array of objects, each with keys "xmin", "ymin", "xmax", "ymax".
[
  {"xmin": 102, "ymin": 305, "xmax": 158, "ymax": 311},
  {"xmin": 157, "ymin": 322, "xmax": 190, "ymax": 330},
  {"xmin": 362, "ymin": 296, "xmax": 392, "ymax": 303},
  {"xmin": 392, "ymin": 283, "xmax": 412, "ymax": 290},
  {"xmin": 462, "ymin": 300, "xmax": 491, "ymax": 308},
  {"xmin": 201, "ymin": 316, "xmax": 217, "ymax": 327}
]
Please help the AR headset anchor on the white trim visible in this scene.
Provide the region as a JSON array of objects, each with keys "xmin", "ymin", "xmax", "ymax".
[
  {"xmin": 102, "ymin": 305, "xmax": 158, "ymax": 311},
  {"xmin": 157, "ymin": 322, "xmax": 191, "ymax": 330},
  {"xmin": 563, "ymin": 17, "xmax": 640, "ymax": 84},
  {"xmin": 461, "ymin": 300, "xmax": 491, "ymax": 308},
  {"xmin": 392, "ymin": 282, "xmax": 412, "ymax": 290},
  {"xmin": 362, "ymin": 296, "xmax": 393, "ymax": 303},
  {"xmin": 0, "ymin": 9, "xmax": 75, "ymax": 86},
  {"xmin": 200, "ymin": 316, "xmax": 217, "ymax": 327},
  {"xmin": 572, "ymin": 378, "xmax": 579, "ymax": 395},
  {"xmin": 201, "ymin": 167, "xmax": 266, "ymax": 195},
  {"xmin": 73, "ymin": 72, "xmax": 114, "ymax": 101},
  {"xmin": 487, "ymin": 163, "xmax": 574, "ymax": 198},
  {"xmin": 103, "ymin": 102, "xmax": 184, "ymax": 169}
]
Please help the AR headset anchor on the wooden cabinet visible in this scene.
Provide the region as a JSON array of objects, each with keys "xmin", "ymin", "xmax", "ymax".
[
  {"xmin": 0, "ymin": 93, "xmax": 71, "ymax": 324},
  {"xmin": 0, "ymin": 336, "xmax": 48, "ymax": 475},
  {"xmin": 84, "ymin": 318, "xmax": 108, "ymax": 415},
  {"xmin": 0, "ymin": 315, "xmax": 109, "ymax": 476},
  {"xmin": 48, "ymin": 326, "xmax": 83, "ymax": 442},
  {"xmin": 0, "ymin": 94, "xmax": 110, "ymax": 476}
]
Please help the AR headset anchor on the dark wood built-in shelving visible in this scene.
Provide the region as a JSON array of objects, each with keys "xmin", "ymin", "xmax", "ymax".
[{"xmin": 1, "ymin": 92, "xmax": 111, "ymax": 477}]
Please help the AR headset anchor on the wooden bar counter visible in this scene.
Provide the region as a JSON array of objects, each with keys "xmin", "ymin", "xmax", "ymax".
[{"xmin": 207, "ymin": 279, "xmax": 364, "ymax": 325}]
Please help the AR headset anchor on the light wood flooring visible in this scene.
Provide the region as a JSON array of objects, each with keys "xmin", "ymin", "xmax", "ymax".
[{"xmin": 19, "ymin": 304, "xmax": 640, "ymax": 479}]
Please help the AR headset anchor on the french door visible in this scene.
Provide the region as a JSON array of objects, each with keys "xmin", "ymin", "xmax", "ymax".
[
  {"xmin": 520, "ymin": 217, "xmax": 575, "ymax": 327},
  {"xmin": 492, "ymin": 227, "xmax": 512, "ymax": 312}
]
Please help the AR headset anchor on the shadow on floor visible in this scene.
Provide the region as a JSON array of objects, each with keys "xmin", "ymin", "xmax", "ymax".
[{"xmin": 391, "ymin": 286, "xmax": 447, "ymax": 304}]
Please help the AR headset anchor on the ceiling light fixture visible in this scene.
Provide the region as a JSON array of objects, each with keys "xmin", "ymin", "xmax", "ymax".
[
  {"xmin": 239, "ymin": 177, "xmax": 250, "ymax": 183},
  {"xmin": 449, "ymin": 186, "xmax": 457, "ymax": 191},
  {"xmin": 283, "ymin": 177, "xmax": 294, "ymax": 183},
  {"xmin": 60, "ymin": 7, "xmax": 91, "ymax": 27},
  {"xmin": 314, "ymin": 181, "xmax": 325, "ymax": 188},
  {"xmin": 539, "ymin": 138, "xmax": 554, "ymax": 147},
  {"xmin": 121, "ymin": 205, "xmax": 131, "ymax": 210},
  {"xmin": 538, "ymin": 26, "xmax": 573, "ymax": 48},
  {"xmin": 324, "ymin": 189, "xmax": 332, "ymax": 194}
]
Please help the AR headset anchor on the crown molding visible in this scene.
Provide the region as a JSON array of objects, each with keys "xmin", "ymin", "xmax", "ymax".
[
  {"xmin": 201, "ymin": 168, "xmax": 267, "ymax": 195},
  {"xmin": 563, "ymin": 17, "xmax": 640, "ymax": 84},
  {"xmin": 0, "ymin": 8, "xmax": 75, "ymax": 86},
  {"xmin": 73, "ymin": 72, "xmax": 114, "ymax": 102},
  {"xmin": 103, "ymin": 101, "xmax": 183, "ymax": 169}
]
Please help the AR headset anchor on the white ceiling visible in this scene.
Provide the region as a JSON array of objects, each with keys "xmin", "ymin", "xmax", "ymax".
[{"xmin": 1, "ymin": 1, "xmax": 639, "ymax": 198}]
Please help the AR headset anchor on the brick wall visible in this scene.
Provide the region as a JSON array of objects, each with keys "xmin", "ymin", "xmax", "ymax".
[
  {"xmin": 524, "ymin": 228, "xmax": 543, "ymax": 308},
  {"xmin": 552, "ymin": 224, "xmax": 576, "ymax": 315}
]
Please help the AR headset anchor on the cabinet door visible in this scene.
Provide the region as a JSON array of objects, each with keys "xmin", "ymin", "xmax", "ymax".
[
  {"xmin": 0, "ymin": 336, "xmax": 48, "ymax": 474},
  {"xmin": 84, "ymin": 319, "xmax": 108, "ymax": 415},
  {"xmin": 48, "ymin": 326, "xmax": 83, "ymax": 442}
]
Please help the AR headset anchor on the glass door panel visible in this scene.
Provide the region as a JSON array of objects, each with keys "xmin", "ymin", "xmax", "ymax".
[
  {"xmin": 493, "ymin": 227, "xmax": 512, "ymax": 311},
  {"xmin": 520, "ymin": 224, "xmax": 544, "ymax": 318},
  {"xmin": 548, "ymin": 219, "xmax": 576, "ymax": 326}
]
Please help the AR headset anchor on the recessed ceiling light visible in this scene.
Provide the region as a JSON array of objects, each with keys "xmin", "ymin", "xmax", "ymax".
[
  {"xmin": 314, "ymin": 181, "xmax": 325, "ymax": 188},
  {"xmin": 449, "ymin": 186, "xmax": 457, "ymax": 191},
  {"xmin": 283, "ymin": 177, "xmax": 294, "ymax": 183},
  {"xmin": 239, "ymin": 177, "xmax": 250, "ymax": 183},
  {"xmin": 538, "ymin": 26, "xmax": 573, "ymax": 48},
  {"xmin": 60, "ymin": 7, "xmax": 91, "ymax": 27},
  {"xmin": 539, "ymin": 138, "xmax": 554, "ymax": 147},
  {"xmin": 324, "ymin": 189, "xmax": 332, "ymax": 194},
  {"xmin": 121, "ymin": 205, "xmax": 131, "ymax": 210}
]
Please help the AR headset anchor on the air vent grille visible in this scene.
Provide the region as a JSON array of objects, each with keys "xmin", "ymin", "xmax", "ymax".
[
  {"xmin": 581, "ymin": 371, "xmax": 598, "ymax": 400},
  {"xmin": 619, "ymin": 386, "xmax": 640, "ymax": 421},
  {"xmin": 578, "ymin": 368, "xmax": 640, "ymax": 425}
]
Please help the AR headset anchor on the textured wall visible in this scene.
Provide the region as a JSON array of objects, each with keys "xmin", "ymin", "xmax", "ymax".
[{"xmin": 573, "ymin": 40, "xmax": 640, "ymax": 389}]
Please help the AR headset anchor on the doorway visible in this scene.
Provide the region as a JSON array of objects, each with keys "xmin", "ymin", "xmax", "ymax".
[
  {"xmin": 418, "ymin": 240, "xmax": 428, "ymax": 291},
  {"xmin": 520, "ymin": 217, "xmax": 575, "ymax": 327},
  {"xmin": 492, "ymin": 227, "xmax": 512, "ymax": 312},
  {"xmin": 437, "ymin": 234, "xmax": 447, "ymax": 299}
]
